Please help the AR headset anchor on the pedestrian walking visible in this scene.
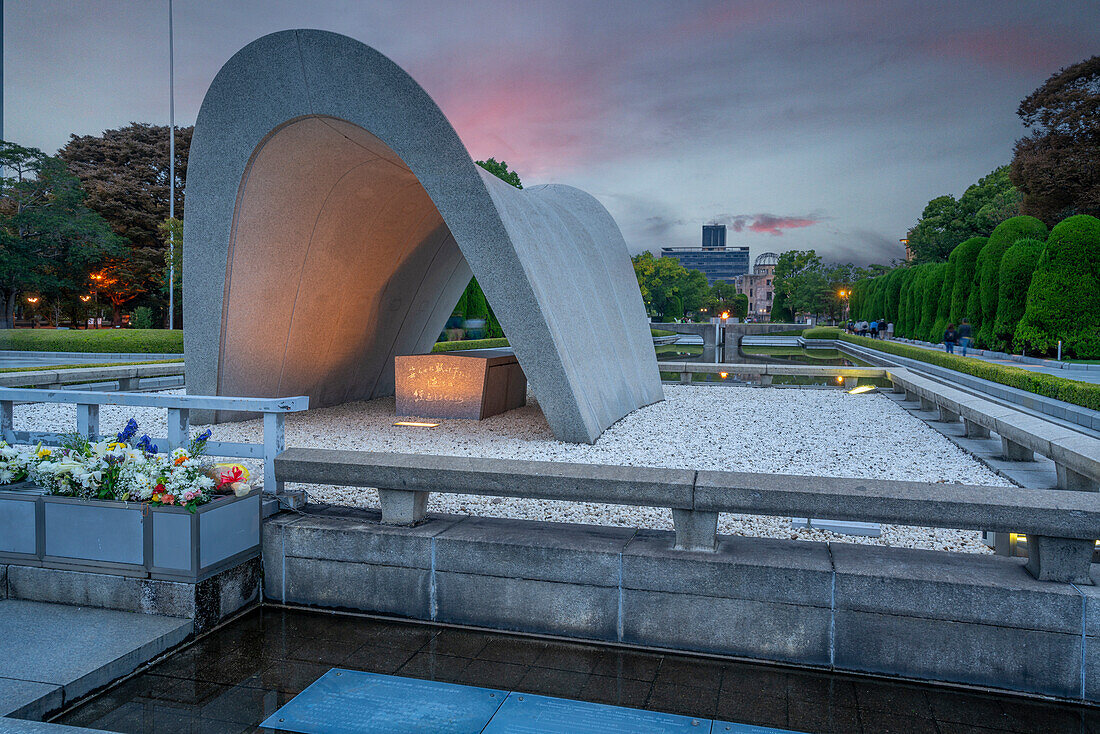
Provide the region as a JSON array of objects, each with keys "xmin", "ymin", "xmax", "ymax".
[
  {"xmin": 944, "ymin": 323, "xmax": 959, "ymax": 354},
  {"xmin": 958, "ymin": 319, "xmax": 972, "ymax": 356},
  {"xmin": 869, "ymin": 320, "xmax": 878, "ymax": 338},
  {"xmin": 878, "ymin": 320, "xmax": 887, "ymax": 339},
  {"xmin": 886, "ymin": 322, "xmax": 894, "ymax": 339}
]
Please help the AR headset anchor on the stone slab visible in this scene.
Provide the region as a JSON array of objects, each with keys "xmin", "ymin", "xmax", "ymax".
[
  {"xmin": 622, "ymin": 532, "xmax": 832, "ymax": 608},
  {"xmin": 0, "ymin": 717, "xmax": 111, "ymax": 733},
  {"xmin": 621, "ymin": 589, "xmax": 831, "ymax": 666},
  {"xmin": 833, "ymin": 609, "xmax": 1081, "ymax": 699},
  {"xmin": 435, "ymin": 571, "xmax": 619, "ymax": 640},
  {"xmin": 831, "ymin": 543, "xmax": 1085, "ymax": 634},
  {"xmin": 434, "ymin": 516, "xmax": 634, "ymax": 586},
  {"xmin": 0, "ymin": 600, "xmax": 191, "ymax": 718},
  {"xmin": 6, "ymin": 559, "xmax": 260, "ymax": 633},
  {"xmin": 280, "ymin": 557, "xmax": 430, "ymax": 618},
  {"xmin": 0, "ymin": 679, "xmax": 62, "ymax": 720}
]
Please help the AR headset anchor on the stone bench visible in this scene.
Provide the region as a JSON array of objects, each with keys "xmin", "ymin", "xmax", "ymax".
[
  {"xmin": 0, "ymin": 362, "xmax": 184, "ymax": 391},
  {"xmin": 274, "ymin": 448, "xmax": 1100, "ymax": 583},
  {"xmin": 887, "ymin": 368, "xmax": 1100, "ymax": 491}
]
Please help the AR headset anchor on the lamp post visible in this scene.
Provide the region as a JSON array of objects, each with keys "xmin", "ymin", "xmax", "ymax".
[
  {"xmin": 25, "ymin": 296, "xmax": 39, "ymax": 328},
  {"xmin": 837, "ymin": 289, "xmax": 849, "ymax": 323},
  {"xmin": 89, "ymin": 273, "xmax": 104, "ymax": 327},
  {"xmin": 167, "ymin": 0, "xmax": 177, "ymax": 330}
]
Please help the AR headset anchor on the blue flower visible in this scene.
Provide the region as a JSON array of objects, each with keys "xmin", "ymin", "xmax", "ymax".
[
  {"xmin": 116, "ymin": 418, "xmax": 139, "ymax": 443},
  {"xmin": 137, "ymin": 434, "xmax": 157, "ymax": 454},
  {"xmin": 196, "ymin": 429, "xmax": 212, "ymax": 443}
]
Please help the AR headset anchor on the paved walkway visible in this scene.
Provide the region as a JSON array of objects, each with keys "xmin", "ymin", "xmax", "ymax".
[
  {"xmin": 0, "ymin": 600, "xmax": 191, "ymax": 721},
  {"xmin": 886, "ymin": 338, "xmax": 1100, "ymax": 384}
]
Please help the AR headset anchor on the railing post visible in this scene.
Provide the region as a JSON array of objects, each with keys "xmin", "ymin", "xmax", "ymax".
[
  {"xmin": 167, "ymin": 408, "xmax": 190, "ymax": 450},
  {"xmin": 680, "ymin": 371, "xmax": 691, "ymax": 385},
  {"xmin": 263, "ymin": 412, "xmax": 285, "ymax": 495},
  {"xmin": 963, "ymin": 418, "xmax": 990, "ymax": 439},
  {"xmin": 938, "ymin": 406, "xmax": 960, "ymax": 424},
  {"xmin": 76, "ymin": 403, "xmax": 100, "ymax": 439},
  {"xmin": 672, "ymin": 509, "xmax": 718, "ymax": 552},
  {"xmin": 1000, "ymin": 437, "xmax": 1034, "ymax": 462},
  {"xmin": 0, "ymin": 400, "xmax": 13, "ymax": 444},
  {"xmin": 378, "ymin": 488, "xmax": 429, "ymax": 525},
  {"xmin": 118, "ymin": 377, "xmax": 139, "ymax": 391}
]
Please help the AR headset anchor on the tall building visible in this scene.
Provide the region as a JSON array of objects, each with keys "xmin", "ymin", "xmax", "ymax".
[
  {"xmin": 661, "ymin": 225, "xmax": 749, "ymax": 284},
  {"xmin": 734, "ymin": 252, "xmax": 779, "ymax": 320}
]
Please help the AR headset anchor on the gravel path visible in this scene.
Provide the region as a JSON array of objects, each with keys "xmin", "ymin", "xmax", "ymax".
[{"xmin": 11, "ymin": 385, "xmax": 1010, "ymax": 553}]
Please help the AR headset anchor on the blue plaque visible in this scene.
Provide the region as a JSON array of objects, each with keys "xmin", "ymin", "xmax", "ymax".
[
  {"xmin": 711, "ymin": 722, "xmax": 800, "ymax": 733},
  {"xmin": 259, "ymin": 669, "xmax": 506, "ymax": 733},
  {"xmin": 481, "ymin": 692, "xmax": 707, "ymax": 733}
]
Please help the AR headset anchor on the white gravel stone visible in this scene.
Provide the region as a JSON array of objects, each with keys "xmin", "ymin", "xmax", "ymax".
[{"xmin": 11, "ymin": 385, "xmax": 1010, "ymax": 553}]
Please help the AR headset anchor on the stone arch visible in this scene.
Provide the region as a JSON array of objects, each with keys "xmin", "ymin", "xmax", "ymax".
[{"xmin": 183, "ymin": 30, "xmax": 662, "ymax": 443}]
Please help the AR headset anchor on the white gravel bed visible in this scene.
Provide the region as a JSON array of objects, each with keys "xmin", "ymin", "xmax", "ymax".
[{"xmin": 10, "ymin": 386, "xmax": 1011, "ymax": 553}]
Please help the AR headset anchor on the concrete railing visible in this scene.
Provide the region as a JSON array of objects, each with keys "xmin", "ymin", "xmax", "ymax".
[
  {"xmin": 1, "ymin": 388, "xmax": 308, "ymax": 494},
  {"xmin": 0, "ymin": 362, "xmax": 184, "ymax": 390},
  {"xmin": 884, "ymin": 367, "xmax": 1100, "ymax": 580},
  {"xmin": 274, "ymin": 448, "xmax": 1100, "ymax": 583},
  {"xmin": 658, "ymin": 361, "xmax": 886, "ymax": 385}
]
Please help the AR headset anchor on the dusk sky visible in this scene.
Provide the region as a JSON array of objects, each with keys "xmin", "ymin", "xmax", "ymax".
[{"xmin": 7, "ymin": 1, "xmax": 1099, "ymax": 265}]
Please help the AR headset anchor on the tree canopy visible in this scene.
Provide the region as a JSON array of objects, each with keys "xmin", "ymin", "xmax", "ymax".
[
  {"xmin": 0, "ymin": 141, "xmax": 123, "ymax": 328},
  {"xmin": 632, "ymin": 251, "xmax": 709, "ymax": 319},
  {"xmin": 1011, "ymin": 55, "xmax": 1100, "ymax": 224},
  {"xmin": 475, "ymin": 158, "xmax": 523, "ymax": 189},
  {"xmin": 905, "ymin": 166, "xmax": 1021, "ymax": 262}
]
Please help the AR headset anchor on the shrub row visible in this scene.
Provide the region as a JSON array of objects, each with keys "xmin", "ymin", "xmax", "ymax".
[
  {"xmin": 0, "ymin": 359, "xmax": 182, "ymax": 374},
  {"xmin": 0, "ymin": 329, "xmax": 184, "ymax": 353},
  {"xmin": 839, "ymin": 334, "xmax": 1100, "ymax": 411},
  {"xmin": 802, "ymin": 327, "xmax": 841, "ymax": 340},
  {"xmin": 431, "ymin": 338, "xmax": 510, "ymax": 353}
]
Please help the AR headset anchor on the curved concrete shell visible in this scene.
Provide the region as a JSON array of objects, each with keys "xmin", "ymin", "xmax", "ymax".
[{"xmin": 183, "ymin": 29, "xmax": 662, "ymax": 443}]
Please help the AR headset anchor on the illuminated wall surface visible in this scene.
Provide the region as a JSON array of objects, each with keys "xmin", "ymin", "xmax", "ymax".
[
  {"xmin": 183, "ymin": 30, "xmax": 663, "ymax": 443},
  {"xmin": 395, "ymin": 350, "xmax": 526, "ymax": 421}
]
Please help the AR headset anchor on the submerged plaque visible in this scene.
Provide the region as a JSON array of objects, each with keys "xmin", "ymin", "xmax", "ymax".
[
  {"xmin": 481, "ymin": 692, "xmax": 707, "ymax": 733},
  {"xmin": 260, "ymin": 669, "xmax": 798, "ymax": 733},
  {"xmin": 259, "ymin": 669, "xmax": 505, "ymax": 733}
]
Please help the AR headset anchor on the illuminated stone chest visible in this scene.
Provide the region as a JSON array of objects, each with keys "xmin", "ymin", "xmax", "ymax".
[{"xmin": 395, "ymin": 348, "xmax": 527, "ymax": 420}]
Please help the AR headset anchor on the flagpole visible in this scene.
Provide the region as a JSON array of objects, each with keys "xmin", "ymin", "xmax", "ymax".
[{"xmin": 168, "ymin": 0, "xmax": 176, "ymax": 330}]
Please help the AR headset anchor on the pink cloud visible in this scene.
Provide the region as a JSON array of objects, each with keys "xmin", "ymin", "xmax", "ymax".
[{"xmin": 723, "ymin": 214, "xmax": 823, "ymax": 236}]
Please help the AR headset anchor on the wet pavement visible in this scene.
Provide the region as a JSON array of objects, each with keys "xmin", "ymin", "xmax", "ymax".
[{"xmin": 53, "ymin": 606, "xmax": 1100, "ymax": 734}]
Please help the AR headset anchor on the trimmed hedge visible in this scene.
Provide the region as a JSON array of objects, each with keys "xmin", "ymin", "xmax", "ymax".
[
  {"xmin": 839, "ymin": 334, "xmax": 1100, "ymax": 411},
  {"xmin": 1014, "ymin": 215, "xmax": 1100, "ymax": 359},
  {"xmin": 0, "ymin": 329, "xmax": 184, "ymax": 353},
  {"xmin": 651, "ymin": 328, "xmax": 675, "ymax": 337},
  {"xmin": 992, "ymin": 237, "xmax": 1045, "ymax": 352},
  {"xmin": 949, "ymin": 237, "xmax": 986, "ymax": 326},
  {"xmin": 974, "ymin": 216, "xmax": 1047, "ymax": 347},
  {"xmin": 803, "ymin": 327, "xmax": 841, "ymax": 339},
  {"xmin": 931, "ymin": 254, "xmax": 956, "ymax": 341},
  {"xmin": 431, "ymin": 338, "xmax": 510, "ymax": 352},
  {"xmin": 919, "ymin": 262, "xmax": 947, "ymax": 342}
]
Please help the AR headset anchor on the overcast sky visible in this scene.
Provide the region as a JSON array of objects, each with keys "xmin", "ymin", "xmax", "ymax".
[{"xmin": 7, "ymin": 0, "xmax": 1099, "ymax": 265}]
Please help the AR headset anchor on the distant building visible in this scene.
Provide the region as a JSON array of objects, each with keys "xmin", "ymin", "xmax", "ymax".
[
  {"xmin": 661, "ymin": 225, "xmax": 749, "ymax": 284},
  {"xmin": 734, "ymin": 252, "xmax": 779, "ymax": 320}
]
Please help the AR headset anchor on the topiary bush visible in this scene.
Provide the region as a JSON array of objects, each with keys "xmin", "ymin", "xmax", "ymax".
[
  {"xmin": 1014, "ymin": 214, "xmax": 1100, "ymax": 359},
  {"xmin": 919, "ymin": 263, "xmax": 946, "ymax": 342},
  {"xmin": 803, "ymin": 326, "xmax": 841, "ymax": 339},
  {"xmin": 949, "ymin": 237, "xmax": 987, "ymax": 326},
  {"xmin": 974, "ymin": 216, "xmax": 1047, "ymax": 347},
  {"xmin": 931, "ymin": 254, "xmax": 956, "ymax": 342},
  {"xmin": 992, "ymin": 237, "xmax": 1046, "ymax": 352},
  {"xmin": 130, "ymin": 307, "xmax": 154, "ymax": 330}
]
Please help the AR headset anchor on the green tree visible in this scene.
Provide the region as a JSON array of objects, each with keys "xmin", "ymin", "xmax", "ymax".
[
  {"xmin": 731, "ymin": 293, "xmax": 749, "ymax": 320},
  {"xmin": 949, "ymin": 236, "xmax": 987, "ymax": 325},
  {"xmin": 0, "ymin": 141, "xmax": 123, "ymax": 329},
  {"xmin": 632, "ymin": 251, "xmax": 709, "ymax": 319},
  {"xmin": 1014, "ymin": 215, "xmax": 1100, "ymax": 358},
  {"xmin": 992, "ymin": 237, "xmax": 1046, "ymax": 351},
  {"xmin": 1010, "ymin": 55, "xmax": 1100, "ymax": 224},
  {"xmin": 906, "ymin": 166, "xmax": 1021, "ymax": 263},
  {"xmin": 59, "ymin": 123, "xmax": 192, "ymax": 320},
  {"xmin": 773, "ymin": 250, "xmax": 828, "ymax": 320},
  {"xmin": 475, "ymin": 158, "xmax": 523, "ymax": 189},
  {"xmin": 973, "ymin": 216, "xmax": 1047, "ymax": 346}
]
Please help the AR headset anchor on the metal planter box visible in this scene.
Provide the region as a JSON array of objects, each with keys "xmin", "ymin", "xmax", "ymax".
[{"xmin": 0, "ymin": 485, "xmax": 260, "ymax": 582}]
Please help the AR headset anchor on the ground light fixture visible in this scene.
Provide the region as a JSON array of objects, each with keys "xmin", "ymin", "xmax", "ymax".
[
  {"xmin": 719, "ymin": 372, "xmax": 728, "ymax": 379},
  {"xmin": 848, "ymin": 385, "xmax": 877, "ymax": 395},
  {"xmin": 393, "ymin": 421, "xmax": 440, "ymax": 428}
]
